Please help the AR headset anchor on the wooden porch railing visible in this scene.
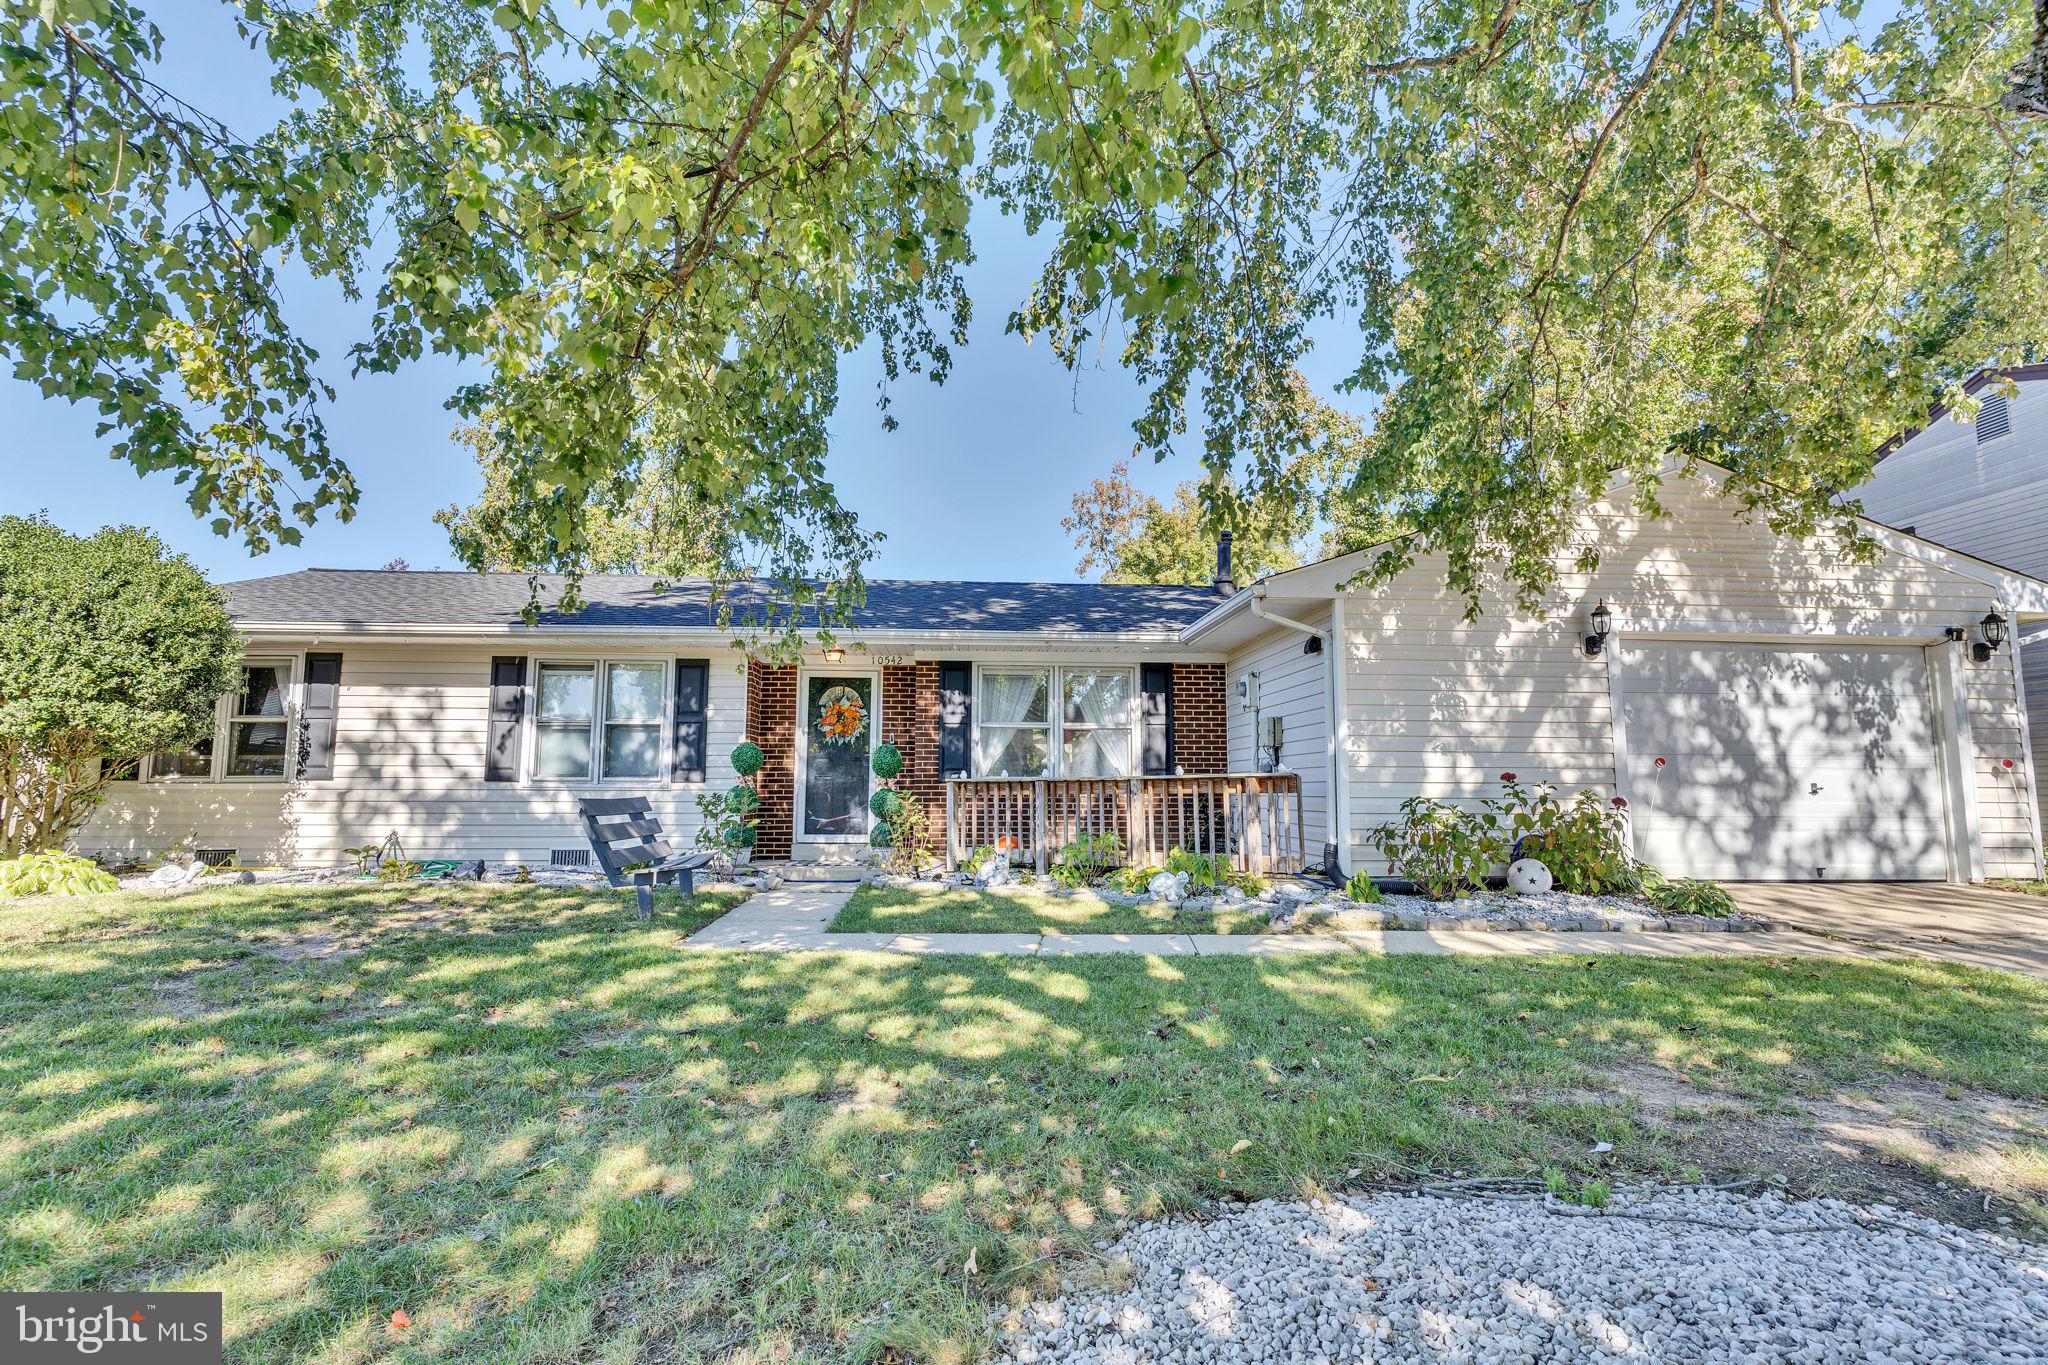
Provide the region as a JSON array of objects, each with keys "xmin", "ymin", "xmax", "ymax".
[{"xmin": 943, "ymin": 773, "xmax": 1305, "ymax": 876}]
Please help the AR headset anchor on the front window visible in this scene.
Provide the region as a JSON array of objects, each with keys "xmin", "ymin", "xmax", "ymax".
[
  {"xmin": 534, "ymin": 664, "xmax": 597, "ymax": 780},
  {"xmin": 225, "ymin": 663, "xmax": 292, "ymax": 777},
  {"xmin": 975, "ymin": 668, "xmax": 1052, "ymax": 777},
  {"xmin": 529, "ymin": 659, "xmax": 671, "ymax": 782},
  {"xmin": 150, "ymin": 659, "xmax": 293, "ymax": 781},
  {"xmin": 1061, "ymin": 669, "xmax": 1134, "ymax": 777},
  {"xmin": 602, "ymin": 663, "xmax": 664, "ymax": 778},
  {"xmin": 974, "ymin": 666, "xmax": 1137, "ymax": 778}
]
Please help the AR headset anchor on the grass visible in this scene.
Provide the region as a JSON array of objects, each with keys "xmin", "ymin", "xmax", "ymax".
[
  {"xmin": 828, "ymin": 882, "xmax": 1273, "ymax": 935},
  {"xmin": 4, "ymin": 882, "xmax": 2047, "ymax": 1363},
  {"xmin": 1992, "ymin": 879, "xmax": 2048, "ymax": 899}
]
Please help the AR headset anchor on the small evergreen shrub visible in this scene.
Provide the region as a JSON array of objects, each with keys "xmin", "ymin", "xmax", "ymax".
[
  {"xmin": 869, "ymin": 788, "xmax": 902, "ymax": 820},
  {"xmin": 869, "ymin": 823, "xmax": 894, "ymax": 848},
  {"xmin": 724, "ymin": 785, "xmax": 760, "ymax": 816},
  {"xmin": 870, "ymin": 743, "xmax": 903, "ymax": 780},
  {"xmin": 729, "ymin": 741, "xmax": 764, "ymax": 777}
]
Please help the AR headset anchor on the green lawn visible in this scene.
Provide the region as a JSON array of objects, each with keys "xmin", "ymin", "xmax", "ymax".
[
  {"xmin": 4, "ymin": 883, "xmax": 2047, "ymax": 1363},
  {"xmin": 829, "ymin": 881, "xmax": 1274, "ymax": 934}
]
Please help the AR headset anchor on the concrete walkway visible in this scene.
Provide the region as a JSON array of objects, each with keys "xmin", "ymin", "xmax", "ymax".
[{"xmin": 680, "ymin": 881, "xmax": 1937, "ymax": 966}]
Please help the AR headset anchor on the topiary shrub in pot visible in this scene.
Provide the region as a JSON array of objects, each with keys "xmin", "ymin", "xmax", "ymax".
[
  {"xmin": 870, "ymin": 742, "xmax": 903, "ymax": 780},
  {"xmin": 869, "ymin": 823, "xmax": 895, "ymax": 848},
  {"xmin": 723, "ymin": 823, "xmax": 757, "ymax": 850},
  {"xmin": 730, "ymin": 741, "xmax": 764, "ymax": 778},
  {"xmin": 869, "ymin": 788, "xmax": 902, "ymax": 820},
  {"xmin": 725, "ymin": 785, "xmax": 761, "ymax": 816}
]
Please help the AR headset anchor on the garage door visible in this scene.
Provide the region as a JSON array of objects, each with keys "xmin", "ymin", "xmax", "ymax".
[{"xmin": 1619, "ymin": 642, "xmax": 1949, "ymax": 880}]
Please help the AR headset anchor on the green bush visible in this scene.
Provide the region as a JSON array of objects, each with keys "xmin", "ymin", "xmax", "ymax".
[
  {"xmin": 1344, "ymin": 869, "xmax": 1384, "ymax": 903},
  {"xmin": 723, "ymin": 823, "xmax": 757, "ymax": 850},
  {"xmin": 1102, "ymin": 864, "xmax": 1156, "ymax": 895},
  {"xmin": 1165, "ymin": 846, "xmax": 1229, "ymax": 891},
  {"xmin": 1642, "ymin": 870, "xmax": 1736, "ymax": 917},
  {"xmin": 869, "ymin": 788, "xmax": 902, "ymax": 820},
  {"xmin": 870, "ymin": 743, "xmax": 903, "ymax": 780},
  {"xmin": 0, "ymin": 851, "xmax": 119, "ymax": 897},
  {"xmin": 729, "ymin": 741, "xmax": 765, "ymax": 777},
  {"xmin": 0, "ymin": 515, "xmax": 241, "ymax": 856},
  {"xmin": 1488, "ymin": 776, "xmax": 1637, "ymax": 895},
  {"xmin": 869, "ymin": 823, "xmax": 895, "ymax": 848},
  {"xmin": 724, "ymin": 785, "xmax": 761, "ymax": 816},
  {"xmin": 1366, "ymin": 797, "xmax": 1504, "ymax": 900},
  {"xmin": 1050, "ymin": 831, "xmax": 1124, "ymax": 888},
  {"xmin": 1227, "ymin": 870, "xmax": 1267, "ymax": 897}
]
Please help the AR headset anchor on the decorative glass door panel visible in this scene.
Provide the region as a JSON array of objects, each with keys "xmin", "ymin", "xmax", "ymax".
[{"xmin": 803, "ymin": 675, "xmax": 873, "ymax": 838}]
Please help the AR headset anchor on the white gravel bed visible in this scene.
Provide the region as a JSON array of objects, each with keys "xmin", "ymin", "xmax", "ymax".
[
  {"xmin": 1349, "ymin": 889, "xmax": 1769, "ymax": 933},
  {"xmin": 996, "ymin": 1186, "xmax": 2048, "ymax": 1363}
]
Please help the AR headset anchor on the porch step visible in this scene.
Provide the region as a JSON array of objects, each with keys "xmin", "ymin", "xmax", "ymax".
[{"xmin": 764, "ymin": 862, "xmax": 869, "ymax": 884}]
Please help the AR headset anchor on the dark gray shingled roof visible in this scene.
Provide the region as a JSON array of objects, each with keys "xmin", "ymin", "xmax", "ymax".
[{"xmin": 223, "ymin": 570, "xmax": 1225, "ymax": 635}]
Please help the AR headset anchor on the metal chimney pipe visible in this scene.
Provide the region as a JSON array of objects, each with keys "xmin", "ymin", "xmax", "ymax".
[{"xmin": 1214, "ymin": 531, "xmax": 1235, "ymax": 595}]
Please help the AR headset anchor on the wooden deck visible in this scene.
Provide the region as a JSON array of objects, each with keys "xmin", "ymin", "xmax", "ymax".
[{"xmin": 943, "ymin": 773, "xmax": 1305, "ymax": 876}]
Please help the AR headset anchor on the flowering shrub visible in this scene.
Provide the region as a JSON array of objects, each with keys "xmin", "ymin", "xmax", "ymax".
[
  {"xmin": 1366, "ymin": 797, "xmax": 1505, "ymax": 899},
  {"xmin": 1487, "ymin": 775, "xmax": 1636, "ymax": 894}
]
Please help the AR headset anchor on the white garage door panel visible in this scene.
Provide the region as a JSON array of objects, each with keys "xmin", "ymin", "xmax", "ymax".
[{"xmin": 1621, "ymin": 643, "xmax": 1949, "ymax": 881}]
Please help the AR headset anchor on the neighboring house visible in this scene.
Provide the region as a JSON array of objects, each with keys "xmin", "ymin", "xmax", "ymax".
[
  {"xmin": 78, "ymin": 463, "xmax": 2048, "ymax": 884},
  {"xmin": 1854, "ymin": 365, "xmax": 2048, "ymax": 840}
]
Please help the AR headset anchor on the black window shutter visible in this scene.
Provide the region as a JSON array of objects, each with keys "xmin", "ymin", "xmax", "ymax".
[
  {"xmin": 673, "ymin": 658, "xmax": 709, "ymax": 783},
  {"xmin": 1140, "ymin": 663, "xmax": 1174, "ymax": 775},
  {"xmin": 299, "ymin": 652, "xmax": 344, "ymax": 781},
  {"xmin": 938, "ymin": 661, "xmax": 973, "ymax": 778},
  {"xmin": 486, "ymin": 656, "xmax": 527, "ymax": 782}
]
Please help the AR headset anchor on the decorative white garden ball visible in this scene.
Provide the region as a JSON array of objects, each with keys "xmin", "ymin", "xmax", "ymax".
[{"xmin": 1507, "ymin": 858, "xmax": 1554, "ymax": 895}]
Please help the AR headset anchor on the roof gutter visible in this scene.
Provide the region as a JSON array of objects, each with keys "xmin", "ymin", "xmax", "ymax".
[{"xmin": 234, "ymin": 621, "xmax": 1213, "ymax": 650}]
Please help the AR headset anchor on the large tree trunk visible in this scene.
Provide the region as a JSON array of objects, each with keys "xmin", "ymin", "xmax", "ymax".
[{"xmin": 2009, "ymin": 0, "xmax": 2048, "ymax": 118}]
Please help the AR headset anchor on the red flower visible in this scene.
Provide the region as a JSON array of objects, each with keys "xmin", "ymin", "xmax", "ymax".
[
  {"xmin": 2003, "ymin": 758, "xmax": 2016, "ymax": 770},
  {"xmin": 1611, "ymin": 796, "xmax": 1629, "ymax": 808},
  {"xmin": 1500, "ymin": 772, "xmax": 1517, "ymax": 783}
]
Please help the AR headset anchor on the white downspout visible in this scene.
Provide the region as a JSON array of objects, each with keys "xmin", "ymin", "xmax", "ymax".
[{"xmin": 1248, "ymin": 586, "xmax": 1347, "ymax": 877}]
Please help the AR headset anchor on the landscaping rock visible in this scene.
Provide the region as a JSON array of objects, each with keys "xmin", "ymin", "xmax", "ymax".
[{"xmin": 995, "ymin": 1186, "xmax": 2048, "ymax": 1364}]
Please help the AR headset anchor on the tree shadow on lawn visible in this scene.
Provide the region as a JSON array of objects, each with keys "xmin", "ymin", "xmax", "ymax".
[{"xmin": 3, "ymin": 883, "xmax": 2046, "ymax": 1363}]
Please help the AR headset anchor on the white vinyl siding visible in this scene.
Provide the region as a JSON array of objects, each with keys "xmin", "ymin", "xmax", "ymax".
[
  {"xmin": 1855, "ymin": 377, "xmax": 2048, "ymax": 579},
  {"xmin": 77, "ymin": 645, "xmax": 746, "ymax": 865},
  {"xmin": 2026, "ymin": 635, "xmax": 2048, "ymax": 837},
  {"xmin": 1225, "ymin": 607, "xmax": 1331, "ymax": 857},
  {"xmin": 1338, "ymin": 471, "xmax": 2043, "ymax": 882}
]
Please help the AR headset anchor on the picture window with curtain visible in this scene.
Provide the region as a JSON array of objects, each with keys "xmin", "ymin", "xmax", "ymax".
[{"xmin": 973, "ymin": 666, "xmax": 1135, "ymax": 778}]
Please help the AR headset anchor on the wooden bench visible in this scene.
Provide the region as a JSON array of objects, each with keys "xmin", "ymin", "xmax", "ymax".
[{"xmin": 576, "ymin": 797, "xmax": 716, "ymax": 917}]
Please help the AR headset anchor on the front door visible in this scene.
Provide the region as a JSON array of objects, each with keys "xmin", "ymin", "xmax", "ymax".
[{"xmin": 800, "ymin": 674, "xmax": 875, "ymax": 839}]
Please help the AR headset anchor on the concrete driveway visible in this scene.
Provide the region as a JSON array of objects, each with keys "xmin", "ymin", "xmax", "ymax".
[{"xmin": 1731, "ymin": 882, "xmax": 2048, "ymax": 979}]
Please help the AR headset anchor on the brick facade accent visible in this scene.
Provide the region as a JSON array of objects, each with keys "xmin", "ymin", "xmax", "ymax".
[
  {"xmin": 881, "ymin": 662, "xmax": 948, "ymax": 854},
  {"xmin": 745, "ymin": 659, "xmax": 797, "ymax": 860},
  {"xmin": 1170, "ymin": 662, "xmax": 1228, "ymax": 774}
]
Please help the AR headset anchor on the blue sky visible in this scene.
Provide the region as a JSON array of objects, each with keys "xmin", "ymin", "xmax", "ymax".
[{"xmin": 0, "ymin": 2, "xmax": 1367, "ymax": 587}]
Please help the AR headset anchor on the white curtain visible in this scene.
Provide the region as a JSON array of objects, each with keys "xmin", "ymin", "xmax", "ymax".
[
  {"xmin": 1061, "ymin": 671, "xmax": 1132, "ymax": 777},
  {"xmin": 976, "ymin": 670, "xmax": 1050, "ymax": 776}
]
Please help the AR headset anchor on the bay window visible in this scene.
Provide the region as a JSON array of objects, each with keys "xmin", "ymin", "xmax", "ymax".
[
  {"xmin": 530, "ymin": 659, "xmax": 671, "ymax": 782},
  {"xmin": 973, "ymin": 665, "xmax": 1137, "ymax": 778}
]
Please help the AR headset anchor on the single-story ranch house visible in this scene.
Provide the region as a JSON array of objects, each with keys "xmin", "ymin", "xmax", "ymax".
[{"xmin": 80, "ymin": 463, "xmax": 2048, "ymax": 884}]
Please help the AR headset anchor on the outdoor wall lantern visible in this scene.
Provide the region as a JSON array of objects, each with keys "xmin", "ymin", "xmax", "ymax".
[
  {"xmin": 1583, "ymin": 600, "xmax": 1613, "ymax": 658},
  {"xmin": 823, "ymin": 646, "xmax": 846, "ymax": 664},
  {"xmin": 1973, "ymin": 610, "xmax": 2009, "ymax": 663}
]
